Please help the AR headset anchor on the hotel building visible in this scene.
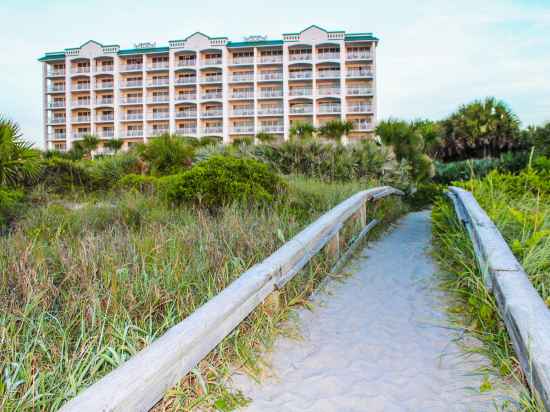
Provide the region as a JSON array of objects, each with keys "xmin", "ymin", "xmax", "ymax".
[{"xmin": 39, "ymin": 25, "xmax": 378, "ymax": 152}]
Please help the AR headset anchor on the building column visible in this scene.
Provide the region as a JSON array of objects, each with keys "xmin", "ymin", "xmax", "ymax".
[{"xmin": 282, "ymin": 44, "xmax": 290, "ymax": 141}]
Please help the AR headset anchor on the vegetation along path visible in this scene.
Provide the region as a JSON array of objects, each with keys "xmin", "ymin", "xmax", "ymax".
[{"xmin": 232, "ymin": 211, "xmax": 517, "ymax": 411}]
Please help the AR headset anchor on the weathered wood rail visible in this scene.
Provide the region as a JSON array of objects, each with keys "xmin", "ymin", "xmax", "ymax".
[
  {"xmin": 59, "ymin": 186, "xmax": 403, "ymax": 412},
  {"xmin": 448, "ymin": 187, "xmax": 550, "ymax": 411}
]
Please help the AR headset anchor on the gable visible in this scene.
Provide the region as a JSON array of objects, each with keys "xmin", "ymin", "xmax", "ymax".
[
  {"xmin": 184, "ymin": 32, "xmax": 211, "ymax": 49},
  {"xmin": 300, "ymin": 26, "xmax": 329, "ymax": 43}
]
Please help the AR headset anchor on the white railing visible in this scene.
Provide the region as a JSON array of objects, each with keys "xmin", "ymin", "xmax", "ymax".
[
  {"xmin": 258, "ymin": 90, "xmax": 283, "ymax": 98},
  {"xmin": 95, "ymin": 82, "xmax": 113, "ymax": 90},
  {"xmin": 175, "ymin": 127, "xmax": 197, "ymax": 135},
  {"xmin": 258, "ymin": 56, "xmax": 283, "ymax": 64},
  {"xmin": 232, "ymin": 57, "xmax": 254, "ymax": 65},
  {"xmin": 317, "ymin": 88, "xmax": 340, "ymax": 96},
  {"xmin": 147, "ymin": 79, "xmax": 169, "ymax": 87},
  {"xmin": 177, "ymin": 60, "xmax": 196, "ymax": 67},
  {"xmin": 149, "ymin": 128, "xmax": 169, "ymax": 136},
  {"xmin": 175, "ymin": 77, "xmax": 196, "ymax": 85},
  {"xmin": 201, "ymin": 92, "xmax": 223, "ymax": 99},
  {"xmin": 258, "ymin": 72, "xmax": 283, "ymax": 81},
  {"xmin": 48, "ymin": 85, "xmax": 65, "ymax": 92},
  {"xmin": 202, "ymin": 58, "xmax": 222, "ymax": 66},
  {"xmin": 175, "ymin": 94, "xmax": 197, "ymax": 101},
  {"xmin": 347, "ymin": 52, "xmax": 372, "ymax": 60},
  {"xmin": 231, "ymin": 108, "xmax": 254, "ymax": 116},
  {"xmin": 49, "ymin": 133, "xmax": 66, "ymax": 140},
  {"xmin": 231, "ymin": 74, "xmax": 254, "ymax": 82},
  {"xmin": 289, "ymin": 105, "xmax": 313, "ymax": 114},
  {"xmin": 98, "ymin": 131, "xmax": 114, "ymax": 138},
  {"xmin": 125, "ymin": 129, "xmax": 143, "ymax": 137},
  {"xmin": 121, "ymin": 113, "xmax": 143, "ymax": 121},
  {"xmin": 98, "ymin": 114, "xmax": 114, "ymax": 122},
  {"xmin": 120, "ymin": 97, "xmax": 143, "ymax": 104},
  {"xmin": 347, "ymin": 69, "xmax": 374, "ymax": 78},
  {"xmin": 49, "ymin": 118, "xmax": 66, "ymax": 124},
  {"xmin": 120, "ymin": 80, "xmax": 143, "ymax": 88},
  {"xmin": 289, "ymin": 53, "xmax": 312, "ymax": 61},
  {"xmin": 201, "ymin": 75, "xmax": 222, "ymax": 83},
  {"xmin": 318, "ymin": 104, "xmax": 341, "ymax": 113},
  {"xmin": 121, "ymin": 64, "xmax": 143, "ymax": 71},
  {"xmin": 73, "ymin": 116, "xmax": 91, "ymax": 123},
  {"xmin": 259, "ymin": 124, "xmax": 284, "ymax": 133},
  {"xmin": 352, "ymin": 122, "xmax": 373, "ymax": 131},
  {"xmin": 317, "ymin": 70, "xmax": 340, "ymax": 79},
  {"xmin": 57, "ymin": 187, "xmax": 403, "ymax": 412},
  {"xmin": 48, "ymin": 69, "xmax": 65, "ymax": 76},
  {"xmin": 73, "ymin": 66, "xmax": 90, "ymax": 74},
  {"xmin": 289, "ymin": 88, "xmax": 312, "ymax": 97},
  {"xmin": 72, "ymin": 99, "xmax": 90, "ymax": 107},
  {"xmin": 175, "ymin": 111, "xmax": 197, "ymax": 119},
  {"xmin": 204, "ymin": 126, "xmax": 223, "ymax": 134},
  {"xmin": 148, "ymin": 96, "xmax": 170, "ymax": 104},
  {"xmin": 48, "ymin": 101, "xmax": 65, "ymax": 108},
  {"xmin": 148, "ymin": 62, "xmax": 169, "ymax": 70},
  {"xmin": 72, "ymin": 131, "xmax": 90, "ymax": 139},
  {"xmin": 231, "ymin": 126, "xmax": 255, "ymax": 133},
  {"xmin": 347, "ymin": 87, "xmax": 373, "ymax": 96},
  {"xmin": 73, "ymin": 83, "xmax": 90, "ymax": 91},
  {"xmin": 148, "ymin": 112, "xmax": 170, "ymax": 120},
  {"xmin": 201, "ymin": 110, "xmax": 223, "ymax": 117},
  {"xmin": 289, "ymin": 71, "xmax": 312, "ymax": 80},
  {"xmin": 231, "ymin": 91, "xmax": 255, "ymax": 99},
  {"xmin": 257, "ymin": 107, "xmax": 283, "ymax": 115},
  {"xmin": 349, "ymin": 104, "xmax": 373, "ymax": 113},
  {"xmin": 96, "ymin": 65, "xmax": 113, "ymax": 73},
  {"xmin": 317, "ymin": 52, "xmax": 340, "ymax": 60},
  {"xmin": 97, "ymin": 98, "xmax": 114, "ymax": 105}
]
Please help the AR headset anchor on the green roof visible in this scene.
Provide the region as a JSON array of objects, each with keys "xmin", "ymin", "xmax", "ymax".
[
  {"xmin": 345, "ymin": 33, "xmax": 379, "ymax": 42},
  {"xmin": 38, "ymin": 52, "xmax": 65, "ymax": 62},
  {"xmin": 227, "ymin": 39, "xmax": 283, "ymax": 48},
  {"xmin": 117, "ymin": 46, "xmax": 169, "ymax": 55}
]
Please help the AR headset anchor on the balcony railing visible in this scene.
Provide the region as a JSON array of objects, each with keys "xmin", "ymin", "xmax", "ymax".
[
  {"xmin": 175, "ymin": 77, "xmax": 196, "ymax": 85},
  {"xmin": 95, "ymin": 82, "xmax": 114, "ymax": 90},
  {"xmin": 288, "ymin": 71, "xmax": 312, "ymax": 80},
  {"xmin": 347, "ymin": 52, "xmax": 372, "ymax": 60},
  {"xmin": 317, "ymin": 52, "xmax": 340, "ymax": 60},
  {"xmin": 148, "ymin": 112, "xmax": 170, "ymax": 120},
  {"xmin": 120, "ymin": 80, "xmax": 143, "ymax": 88},
  {"xmin": 121, "ymin": 64, "xmax": 143, "ymax": 71},
  {"xmin": 177, "ymin": 60, "xmax": 196, "ymax": 67},
  {"xmin": 232, "ymin": 126, "xmax": 255, "ymax": 133},
  {"xmin": 73, "ymin": 116, "xmax": 91, "ymax": 123},
  {"xmin": 347, "ymin": 87, "xmax": 373, "ymax": 96},
  {"xmin": 201, "ymin": 75, "xmax": 223, "ymax": 83},
  {"xmin": 257, "ymin": 107, "xmax": 284, "ymax": 115},
  {"xmin": 317, "ymin": 88, "xmax": 340, "ymax": 96},
  {"xmin": 73, "ymin": 66, "xmax": 90, "ymax": 74},
  {"xmin": 49, "ymin": 133, "xmax": 66, "ymax": 140},
  {"xmin": 120, "ymin": 97, "xmax": 143, "ymax": 104},
  {"xmin": 148, "ymin": 96, "xmax": 170, "ymax": 104},
  {"xmin": 175, "ymin": 111, "xmax": 197, "ymax": 119},
  {"xmin": 73, "ymin": 83, "xmax": 91, "ymax": 91},
  {"xmin": 258, "ymin": 56, "xmax": 283, "ymax": 64},
  {"xmin": 96, "ymin": 65, "xmax": 113, "ymax": 73},
  {"xmin": 97, "ymin": 114, "xmax": 114, "ymax": 122},
  {"xmin": 201, "ymin": 92, "xmax": 223, "ymax": 99},
  {"xmin": 202, "ymin": 58, "xmax": 222, "ymax": 66},
  {"xmin": 289, "ymin": 88, "xmax": 312, "ymax": 97},
  {"xmin": 149, "ymin": 128, "xmax": 170, "ymax": 136},
  {"xmin": 147, "ymin": 79, "xmax": 169, "ymax": 87},
  {"xmin": 73, "ymin": 131, "xmax": 90, "ymax": 139},
  {"xmin": 48, "ymin": 85, "xmax": 65, "ymax": 92},
  {"xmin": 289, "ymin": 105, "xmax": 313, "ymax": 114},
  {"xmin": 121, "ymin": 113, "xmax": 144, "ymax": 121},
  {"xmin": 348, "ymin": 104, "xmax": 373, "ymax": 113},
  {"xmin": 231, "ymin": 57, "xmax": 254, "ymax": 65},
  {"xmin": 72, "ymin": 100, "xmax": 91, "ymax": 107},
  {"xmin": 230, "ymin": 74, "xmax": 254, "ymax": 82},
  {"xmin": 231, "ymin": 108, "xmax": 254, "ymax": 116},
  {"xmin": 97, "ymin": 98, "xmax": 114, "ymax": 105},
  {"xmin": 259, "ymin": 125, "xmax": 284, "ymax": 133},
  {"xmin": 98, "ymin": 130, "xmax": 115, "ymax": 138},
  {"xmin": 258, "ymin": 90, "xmax": 283, "ymax": 98},
  {"xmin": 201, "ymin": 109, "xmax": 223, "ymax": 118},
  {"xmin": 175, "ymin": 127, "xmax": 197, "ymax": 135},
  {"xmin": 147, "ymin": 62, "xmax": 169, "ymax": 70},
  {"xmin": 49, "ymin": 117, "xmax": 66, "ymax": 124},
  {"xmin": 318, "ymin": 104, "xmax": 341, "ymax": 113},
  {"xmin": 48, "ymin": 69, "xmax": 65, "ymax": 76},
  {"xmin": 48, "ymin": 101, "xmax": 65, "ymax": 108},
  {"xmin": 352, "ymin": 122, "xmax": 373, "ymax": 131},
  {"xmin": 125, "ymin": 129, "xmax": 143, "ymax": 137},
  {"xmin": 289, "ymin": 53, "xmax": 312, "ymax": 61},
  {"xmin": 317, "ymin": 70, "xmax": 340, "ymax": 79},
  {"xmin": 258, "ymin": 72, "xmax": 283, "ymax": 81},
  {"xmin": 347, "ymin": 69, "xmax": 374, "ymax": 78},
  {"xmin": 204, "ymin": 126, "xmax": 223, "ymax": 134},
  {"xmin": 175, "ymin": 94, "xmax": 197, "ymax": 101},
  {"xmin": 231, "ymin": 91, "xmax": 255, "ymax": 99}
]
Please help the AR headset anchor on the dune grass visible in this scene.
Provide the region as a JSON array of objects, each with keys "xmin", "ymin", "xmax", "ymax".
[{"xmin": 0, "ymin": 176, "xmax": 405, "ymax": 411}]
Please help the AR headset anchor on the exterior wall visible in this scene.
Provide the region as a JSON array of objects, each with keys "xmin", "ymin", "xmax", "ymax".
[{"xmin": 41, "ymin": 27, "xmax": 378, "ymax": 151}]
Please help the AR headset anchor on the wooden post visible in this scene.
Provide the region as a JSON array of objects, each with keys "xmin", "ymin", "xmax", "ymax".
[{"xmin": 326, "ymin": 231, "xmax": 340, "ymax": 259}]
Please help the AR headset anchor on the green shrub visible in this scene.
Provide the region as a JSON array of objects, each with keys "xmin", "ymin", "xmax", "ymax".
[
  {"xmin": 117, "ymin": 173, "xmax": 159, "ymax": 193},
  {"xmin": 39, "ymin": 158, "xmax": 95, "ymax": 192},
  {"xmin": 0, "ymin": 187, "xmax": 24, "ymax": 229},
  {"xmin": 232, "ymin": 136, "xmax": 254, "ymax": 147},
  {"xmin": 85, "ymin": 153, "xmax": 141, "ymax": 189},
  {"xmin": 136, "ymin": 134, "xmax": 194, "ymax": 176},
  {"xmin": 200, "ymin": 135, "xmax": 223, "ymax": 146},
  {"xmin": 532, "ymin": 155, "xmax": 550, "ymax": 174},
  {"xmin": 406, "ymin": 183, "xmax": 445, "ymax": 210},
  {"xmin": 162, "ymin": 155, "xmax": 286, "ymax": 209}
]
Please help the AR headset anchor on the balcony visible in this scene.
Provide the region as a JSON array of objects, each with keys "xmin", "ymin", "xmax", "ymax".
[
  {"xmin": 352, "ymin": 121, "xmax": 373, "ymax": 131},
  {"xmin": 148, "ymin": 112, "xmax": 170, "ymax": 120},
  {"xmin": 47, "ymin": 69, "xmax": 65, "ymax": 77},
  {"xmin": 147, "ymin": 96, "xmax": 170, "ymax": 104},
  {"xmin": 73, "ymin": 116, "xmax": 91, "ymax": 123},
  {"xmin": 96, "ymin": 97, "xmax": 114, "ymax": 105},
  {"xmin": 201, "ymin": 75, "xmax": 223, "ymax": 84},
  {"xmin": 317, "ymin": 70, "xmax": 341, "ymax": 79},
  {"xmin": 258, "ymin": 90, "xmax": 283, "ymax": 98},
  {"xmin": 231, "ymin": 57, "xmax": 254, "ymax": 65},
  {"xmin": 149, "ymin": 128, "xmax": 170, "ymax": 136},
  {"xmin": 318, "ymin": 104, "xmax": 341, "ymax": 114},
  {"xmin": 121, "ymin": 64, "xmax": 143, "ymax": 72},
  {"xmin": 317, "ymin": 88, "xmax": 341, "ymax": 96},
  {"xmin": 232, "ymin": 125, "xmax": 255, "ymax": 134},
  {"xmin": 147, "ymin": 79, "xmax": 169, "ymax": 87},
  {"xmin": 175, "ymin": 127, "xmax": 197, "ymax": 135},
  {"xmin": 289, "ymin": 88, "xmax": 312, "ymax": 97},
  {"xmin": 48, "ymin": 101, "xmax": 65, "ymax": 109},
  {"xmin": 121, "ymin": 113, "xmax": 144, "ymax": 121},
  {"xmin": 73, "ymin": 83, "xmax": 91, "ymax": 91},
  {"xmin": 125, "ymin": 129, "xmax": 143, "ymax": 137},
  {"xmin": 175, "ymin": 77, "xmax": 196, "ymax": 85},
  {"xmin": 288, "ymin": 71, "xmax": 312, "ymax": 80},
  {"xmin": 230, "ymin": 74, "xmax": 254, "ymax": 83},
  {"xmin": 147, "ymin": 62, "xmax": 169, "ymax": 70},
  {"xmin": 96, "ymin": 65, "xmax": 113, "ymax": 73},
  {"xmin": 347, "ymin": 87, "xmax": 373, "ymax": 96},
  {"xmin": 97, "ymin": 114, "xmax": 114, "ymax": 122},
  {"xmin": 204, "ymin": 126, "xmax": 223, "ymax": 134},
  {"xmin": 289, "ymin": 53, "xmax": 312, "ymax": 62},
  {"xmin": 72, "ymin": 66, "xmax": 90, "ymax": 74},
  {"xmin": 231, "ymin": 91, "xmax": 254, "ymax": 99},
  {"xmin": 177, "ymin": 59, "xmax": 196, "ymax": 68},
  {"xmin": 258, "ymin": 55, "xmax": 283, "ymax": 64},
  {"xmin": 317, "ymin": 52, "xmax": 340, "ymax": 60},
  {"xmin": 49, "ymin": 133, "xmax": 66, "ymax": 140},
  {"xmin": 47, "ymin": 85, "xmax": 65, "ymax": 93},
  {"xmin": 175, "ymin": 111, "xmax": 197, "ymax": 119},
  {"xmin": 231, "ymin": 108, "xmax": 254, "ymax": 117},
  {"xmin": 49, "ymin": 117, "xmax": 66, "ymax": 125},
  {"xmin": 257, "ymin": 107, "xmax": 284, "ymax": 116},
  {"xmin": 73, "ymin": 131, "xmax": 90, "ymax": 139},
  {"xmin": 289, "ymin": 105, "xmax": 313, "ymax": 114},
  {"xmin": 346, "ymin": 69, "xmax": 374, "ymax": 78},
  {"xmin": 95, "ymin": 82, "xmax": 114, "ymax": 90},
  {"xmin": 259, "ymin": 124, "xmax": 284, "ymax": 133},
  {"xmin": 347, "ymin": 52, "xmax": 373, "ymax": 60},
  {"xmin": 98, "ymin": 130, "xmax": 115, "ymax": 138},
  {"xmin": 201, "ymin": 92, "xmax": 223, "ymax": 100},
  {"xmin": 202, "ymin": 57, "xmax": 222, "ymax": 66},
  {"xmin": 120, "ymin": 97, "xmax": 143, "ymax": 105},
  {"xmin": 175, "ymin": 94, "xmax": 197, "ymax": 101},
  {"xmin": 348, "ymin": 104, "xmax": 373, "ymax": 113},
  {"xmin": 120, "ymin": 80, "xmax": 143, "ymax": 88},
  {"xmin": 258, "ymin": 72, "xmax": 283, "ymax": 81},
  {"xmin": 201, "ymin": 109, "xmax": 223, "ymax": 118},
  {"xmin": 72, "ymin": 99, "xmax": 91, "ymax": 108}
]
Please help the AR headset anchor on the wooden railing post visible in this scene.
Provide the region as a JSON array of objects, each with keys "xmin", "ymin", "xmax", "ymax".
[{"xmin": 326, "ymin": 231, "xmax": 340, "ymax": 259}]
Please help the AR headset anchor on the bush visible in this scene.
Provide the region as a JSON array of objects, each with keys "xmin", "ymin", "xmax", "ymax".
[
  {"xmin": 0, "ymin": 187, "xmax": 24, "ymax": 229},
  {"xmin": 117, "ymin": 173, "xmax": 159, "ymax": 193},
  {"xmin": 136, "ymin": 134, "xmax": 194, "ymax": 176},
  {"xmin": 85, "ymin": 153, "xmax": 141, "ymax": 189},
  {"xmin": 39, "ymin": 158, "xmax": 96, "ymax": 192},
  {"xmin": 232, "ymin": 136, "xmax": 254, "ymax": 146},
  {"xmin": 406, "ymin": 183, "xmax": 444, "ymax": 210},
  {"xmin": 162, "ymin": 155, "xmax": 286, "ymax": 209}
]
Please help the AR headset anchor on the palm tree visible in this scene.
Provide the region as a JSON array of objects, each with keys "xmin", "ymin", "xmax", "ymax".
[
  {"xmin": 71, "ymin": 134, "xmax": 100, "ymax": 159},
  {"xmin": 104, "ymin": 139, "xmax": 124, "ymax": 153},
  {"xmin": 256, "ymin": 132, "xmax": 276, "ymax": 143},
  {"xmin": 0, "ymin": 116, "xmax": 42, "ymax": 187},
  {"xmin": 318, "ymin": 120, "xmax": 354, "ymax": 143},
  {"xmin": 289, "ymin": 121, "xmax": 316, "ymax": 140}
]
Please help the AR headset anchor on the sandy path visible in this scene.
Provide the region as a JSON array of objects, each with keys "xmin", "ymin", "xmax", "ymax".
[{"xmin": 231, "ymin": 211, "xmax": 517, "ymax": 411}]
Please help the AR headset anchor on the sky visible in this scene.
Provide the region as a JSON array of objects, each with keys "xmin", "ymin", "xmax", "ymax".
[{"xmin": 1, "ymin": 0, "xmax": 549, "ymax": 148}]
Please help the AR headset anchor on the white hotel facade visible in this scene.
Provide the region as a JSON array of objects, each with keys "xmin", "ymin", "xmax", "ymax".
[{"xmin": 40, "ymin": 25, "xmax": 378, "ymax": 151}]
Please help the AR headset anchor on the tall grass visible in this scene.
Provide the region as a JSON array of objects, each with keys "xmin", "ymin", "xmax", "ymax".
[{"xmin": 0, "ymin": 177, "xmax": 405, "ymax": 411}]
